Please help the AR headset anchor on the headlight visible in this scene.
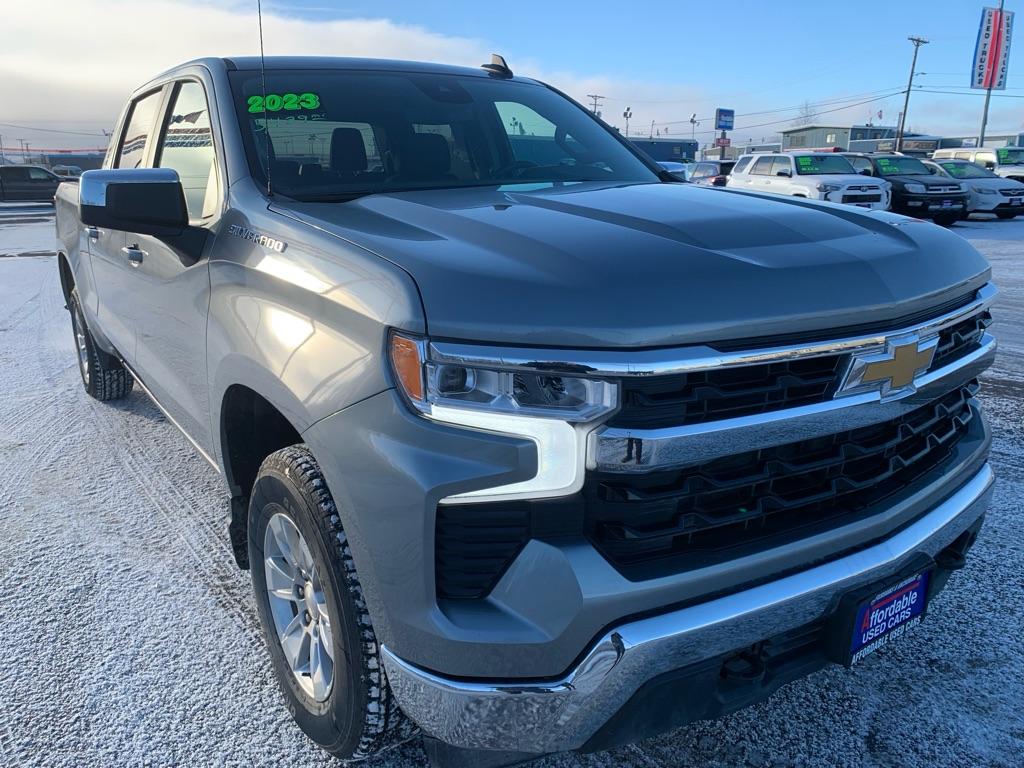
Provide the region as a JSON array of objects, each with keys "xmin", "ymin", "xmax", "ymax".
[
  {"xmin": 389, "ymin": 332, "xmax": 618, "ymax": 503},
  {"xmin": 905, "ymin": 183, "xmax": 926, "ymax": 194},
  {"xmin": 977, "ymin": 187, "xmax": 998, "ymax": 195},
  {"xmin": 816, "ymin": 182, "xmax": 842, "ymax": 193}
]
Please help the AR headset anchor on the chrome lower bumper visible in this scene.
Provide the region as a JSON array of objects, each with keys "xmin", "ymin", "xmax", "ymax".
[{"xmin": 382, "ymin": 463, "xmax": 995, "ymax": 754}]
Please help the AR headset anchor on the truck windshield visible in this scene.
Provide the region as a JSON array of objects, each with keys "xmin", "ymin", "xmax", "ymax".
[
  {"xmin": 874, "ymin": 156, "xmax": 930, "ymax": 176},
  {"xmin": 229, "ymin": 69, "xmax": 659, "ymax": 201},
  {"xmin": 996, "ymin": 148, "xmax": 1024, "ymax": 165},
  {"xmin": 794, "ymin": 155, "xmax": 857, "ymax": 175}
]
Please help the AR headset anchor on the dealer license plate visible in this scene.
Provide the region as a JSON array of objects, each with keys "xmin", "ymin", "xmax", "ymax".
[
  {"xmin": 849, "ymin": 572, "xmax": 930, "ymax": 665},
  {"xmin": 1011, "ymin": 197, "xmax": 1022, "ymax": 206}
]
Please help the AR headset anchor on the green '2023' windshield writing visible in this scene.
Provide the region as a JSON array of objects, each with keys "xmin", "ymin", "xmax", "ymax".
[
  {"xmin": 795, "ymin": 155, "xmax": 857, "ymax": 175},
  {"xmin": 875, "ymin": 156, "xmax": 930, "ymax": 176}
]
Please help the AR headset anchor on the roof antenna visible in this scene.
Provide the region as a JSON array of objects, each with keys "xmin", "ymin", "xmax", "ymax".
[
  {"xmin": 257, "ymin": 0, "xmax": 273, "ymax": 196},
  {"xmin": 481, "ymin": 54, "xmax": 513, "ymax": 78}
]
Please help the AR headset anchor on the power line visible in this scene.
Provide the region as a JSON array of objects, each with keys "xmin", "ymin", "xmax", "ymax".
[{"xmin": 0, "ymin": 121, "xmax": 109, "ymax": 137}]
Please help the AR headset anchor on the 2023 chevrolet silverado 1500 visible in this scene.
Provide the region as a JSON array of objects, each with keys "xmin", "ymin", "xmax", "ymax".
[{"xmin": 54, "ymin": 56, "xmax": 997, "ymax": 766}]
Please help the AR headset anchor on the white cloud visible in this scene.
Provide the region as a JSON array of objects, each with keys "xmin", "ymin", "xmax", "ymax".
[{"xmin": 0, "ymin": 0, "xmax": 717, "ymax": 149}]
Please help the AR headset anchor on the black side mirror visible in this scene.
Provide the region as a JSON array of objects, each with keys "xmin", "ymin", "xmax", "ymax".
[
  {"xmin": 984, "ymin": 161, "xmax": 996, "ymax": 170},
  {"xmin": 859, "ymin": 168, "xmax": 872, "ymax": 176},
  {"xmin": 776, "ymin": 169, "xmax": 792, "ymax": 177},
  {"xmin": 80, "ymin": 168, "xmax": 187, "ymax": 236}
]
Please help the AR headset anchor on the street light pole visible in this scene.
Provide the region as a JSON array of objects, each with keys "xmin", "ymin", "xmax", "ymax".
[
  {"xmin": 896, "ymin": 36, "xmax": 928, "ymax": 153},
  {"xmin": 622, "ymin": 107, "xmax": 632, "ymax": 138}
]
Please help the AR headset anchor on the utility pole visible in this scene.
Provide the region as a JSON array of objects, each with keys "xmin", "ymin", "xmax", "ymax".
[
  {"xmin": 896, "ymin": 36, "xmax": 928, "ymax": 153},
  {"xmin": 586, "ymin": 94, "xmax": 605, "ymax": 117},
  {"xmin": 622, "ymin": 106, "xmax": 632, "ymax": 137},
  {"xmin": 979, "ymin": 0, "xmax": 1006, "ymax": 148},
  {"xmin": 0, "ymin": 134, "xmax": 4, "ymax": 165},
  {"xmin": 649, "ymin": 120, "xmax": 655, "ymax": 139}
]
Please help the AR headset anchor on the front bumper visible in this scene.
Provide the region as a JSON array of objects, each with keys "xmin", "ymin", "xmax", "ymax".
[
  {"xmin": 383, "ymin": 463, "xmax": 994, "ymax": 753},
  {"xmin": 894, "ymin": 194, "xmax": 968, "ymax": 218}
]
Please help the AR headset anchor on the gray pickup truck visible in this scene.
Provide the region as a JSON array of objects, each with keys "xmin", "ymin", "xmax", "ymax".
[{"xmin": 54, "ymin": 56, "xmax": 997, "ymax": 766}]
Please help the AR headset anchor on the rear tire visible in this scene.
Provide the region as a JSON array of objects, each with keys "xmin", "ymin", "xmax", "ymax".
[
  {"xmin": 249, "ymin": 445, "xmax": 413, "ymax": 760},
  {"xmin": 68, "ymin": 288, "xmax": 133, "ymax": 401},
  {"xmin": 996, "ymin": 211, "xmax": 1017, "ymax": 220}
]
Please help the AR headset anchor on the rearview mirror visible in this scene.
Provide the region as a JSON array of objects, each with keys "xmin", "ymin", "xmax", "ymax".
[{"xmin": 80, "ymin": 168, "xmax": 188, "ymax": 237}]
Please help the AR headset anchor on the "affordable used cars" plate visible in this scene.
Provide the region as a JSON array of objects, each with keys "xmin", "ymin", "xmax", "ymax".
[{"xmin": 849, "ymin": 572, "xmax": 931, "ymax": 665}]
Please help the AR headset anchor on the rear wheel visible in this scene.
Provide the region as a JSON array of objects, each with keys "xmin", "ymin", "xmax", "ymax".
[
  {"xmin": 68, "ymin": 288, "xmax": 133, "ymax": 401},
  {"xmin": 249, "ymin": 445, "xmax": 413, "ymax": 760},
  {"xmin": 996, "ymin": 211, "xmax": 1017, "ymax": 220}
]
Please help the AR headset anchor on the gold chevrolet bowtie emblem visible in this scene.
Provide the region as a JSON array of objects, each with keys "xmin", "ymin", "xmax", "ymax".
[{"xmin": 860, "ymin": 340, "xmax": 936, "ymax": 390}]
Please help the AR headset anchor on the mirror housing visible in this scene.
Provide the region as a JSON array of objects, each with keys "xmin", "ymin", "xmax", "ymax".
[
  {"xmin": 776, "ymin": 169, "xmax": 792, "ymax": 177},
  {"xmin": 859, "ymin": 168, "xmax": 872, "ymax": 176},
  {"xmin": 80, "ymin": 168, "xmax": 188, "ymax": 237}
]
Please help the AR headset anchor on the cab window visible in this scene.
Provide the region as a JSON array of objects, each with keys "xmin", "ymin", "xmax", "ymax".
[
  {"xmin": 116, "ymin": 90, "xmax": 164, "ymax": 169},
  {"xmin": 732, "ymin": 156, "xmax": 753, "ymax": 174},
  {"xmin": 155, "ymin": 81, "xmax": 220, "ymax": 220},
  {"xmin": 770, "ymin": 156, "xmax": 791, "ymax": 175},
  {"xmin": 751, "ymin": 156, "xmax": 774, "ymax": 175}
]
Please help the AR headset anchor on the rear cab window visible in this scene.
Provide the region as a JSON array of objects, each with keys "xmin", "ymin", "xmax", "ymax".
[
  {"xmin": 751, "ymin": 156, "xmax": 774, "ymax": 175},
  {"xmin": 732, "ymin": 156, "xmax": 753, "ymax": 174}
]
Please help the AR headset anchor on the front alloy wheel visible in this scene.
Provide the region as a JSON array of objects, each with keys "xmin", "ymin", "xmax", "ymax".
[{"xmin": 263, "ymin": 512, "xmax": 335, "ymax": 702}]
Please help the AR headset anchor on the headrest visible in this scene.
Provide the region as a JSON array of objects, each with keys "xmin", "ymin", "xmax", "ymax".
[{"xmin": 331, "ymin": 128, "xmax": 368, "ymax": 174}]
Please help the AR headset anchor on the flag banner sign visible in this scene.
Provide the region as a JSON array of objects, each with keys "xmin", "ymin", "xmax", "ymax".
[{"xmin": 972, "ymin": 6, "xmax": 1014, "ymax": 90}]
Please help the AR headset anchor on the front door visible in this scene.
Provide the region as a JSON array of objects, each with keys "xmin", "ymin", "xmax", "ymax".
[{"xmin": 122, "ymin": 78, "xmax": 220, "ymax": 453}]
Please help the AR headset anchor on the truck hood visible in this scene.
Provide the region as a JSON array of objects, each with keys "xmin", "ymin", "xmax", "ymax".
[{"xmin": 275, "ymin": 181, "xmax": 990, "ymax": 348}]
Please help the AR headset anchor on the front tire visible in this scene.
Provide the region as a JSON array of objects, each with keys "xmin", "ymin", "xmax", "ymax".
[
  {"xmin": 249, "ymin": 445, "xmax": 412, "ymax": 760},
  {"xmin": 68, "ymin": 288, "xmax": 133, "ymax": 401},
  {"xmin": 996, "ymin": 210, "xmax": 1017, "ymax": 220},
  {"xmin": 932, "ymin": 213, "xmax": 959, "ymax": 227}
]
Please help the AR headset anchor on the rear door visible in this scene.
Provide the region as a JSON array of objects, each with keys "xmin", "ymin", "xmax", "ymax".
[
  {"xmin": 121, "ymin": 78, "xmax": 220, "ymax": 452},
  {"xmin": 89, "ymin": 87, "xmax": 167, "ymax": 364},
  {"xmin": 747, "ymin": 155, "xmax": 775, "ymax": 191}
]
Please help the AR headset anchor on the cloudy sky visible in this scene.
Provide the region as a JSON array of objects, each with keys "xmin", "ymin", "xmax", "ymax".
[{"xmin": 0, "ymin": 0, "xmax": 1021, "ymax": 154}]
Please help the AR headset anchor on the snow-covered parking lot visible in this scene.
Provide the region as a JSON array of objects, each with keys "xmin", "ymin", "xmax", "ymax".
[{"xmin": 1, "ymin": 206, "xmax": 1022, "ymax": 767}]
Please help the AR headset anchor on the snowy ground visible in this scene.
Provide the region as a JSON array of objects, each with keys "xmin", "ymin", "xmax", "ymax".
[{"xmin": 1, "ymin": 206, "xmax": 1022, "ymax": 767}]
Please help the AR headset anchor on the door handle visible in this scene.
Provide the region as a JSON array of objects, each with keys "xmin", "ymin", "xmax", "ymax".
[
  {"xmin": 121, "ymin": 245, "xmax": 146, "ymax": 267},
  {"xmin": 86, "ymin": 226, "xmax": 100, "ymax": 240}
]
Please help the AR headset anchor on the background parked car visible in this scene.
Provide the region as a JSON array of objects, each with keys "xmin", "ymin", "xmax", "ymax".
[
  {"xmin": 51, "ymin": 164, "xmax": 84, "ymax": 179},
  {"xmin": 840, "ymin": 153, "xmax": 967, "ymax": 226},
  {"xmin": 727, "ymin": 152, "xmax": 890, "ymax": 209},
  {"xmin": 689, "ymin": 159, "xmax": 734, "ymax": 186},
  {"xmin": 0, "ymin": 164, "xmax": 63, "ymax": 202},
  {"xmin": 933, "ymin": 147, "xmax": 1024, "ymax": 183},
  {"xmin": 924, "ymin": 158, "xmax": 1024, "ymax": 220}
]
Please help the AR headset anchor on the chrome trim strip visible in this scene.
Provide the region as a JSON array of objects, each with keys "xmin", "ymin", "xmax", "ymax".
[
  {"xmin": 591, "ymin": 333, "xmax": 995, "ymax": 472},
  {"xmin": 124, "ymin": 364, "xmax": 220, "ymax": 472},
  {"xmin": 382, "ymin": 463, "xmax": 994, "ymax": 753},
  {"xmin": 427, "ymin": 283, "xmax": 995, "ymax": 378}
]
